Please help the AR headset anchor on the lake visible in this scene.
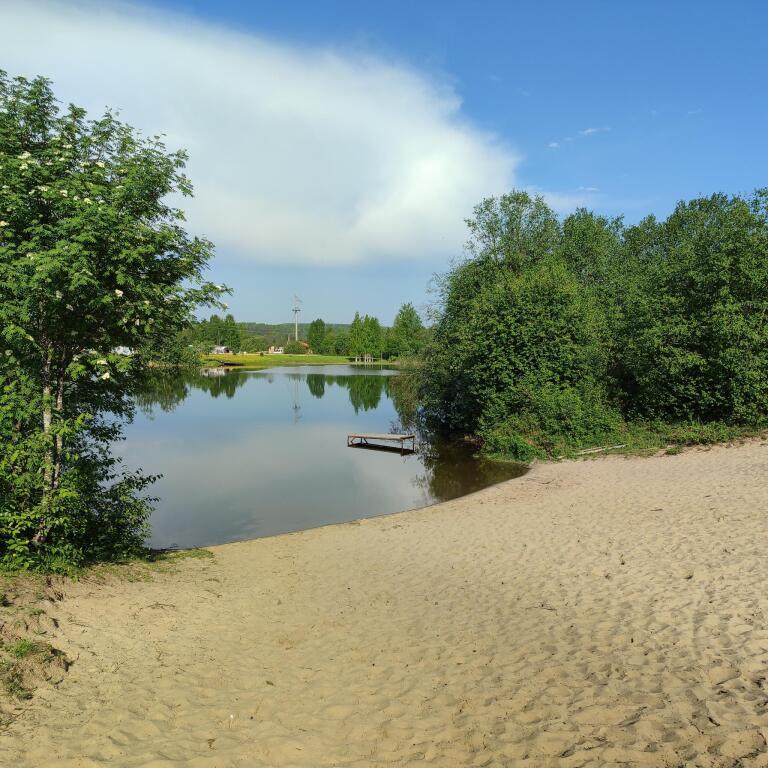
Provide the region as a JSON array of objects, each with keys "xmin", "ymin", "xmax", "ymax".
[{"xmin": 123, "ymin": 365, "xmax": 527, "ymax": 549}]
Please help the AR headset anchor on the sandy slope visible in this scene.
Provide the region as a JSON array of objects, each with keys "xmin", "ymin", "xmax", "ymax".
[{"xmin": 3, "ymin": 442, "xmax": 768, "ymax": 767}]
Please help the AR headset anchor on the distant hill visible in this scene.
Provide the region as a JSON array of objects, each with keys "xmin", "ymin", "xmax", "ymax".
[{"xmin": 238, "ymin": 322, "xmax": 357, "ymax": 344}]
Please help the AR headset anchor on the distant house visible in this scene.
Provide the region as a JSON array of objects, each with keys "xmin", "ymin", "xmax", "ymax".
[
  {"xmin": 268, "ymin": 345, "xmax": 285, "ymax": 354},
  {"xmin": 212, "ymin": 345, "xmax": 232, "ymax": 354}
]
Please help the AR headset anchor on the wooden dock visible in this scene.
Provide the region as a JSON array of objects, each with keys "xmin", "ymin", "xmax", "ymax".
[{"xmin": 347, "ymin": 433, "xmax": 416, "ymax": 453}]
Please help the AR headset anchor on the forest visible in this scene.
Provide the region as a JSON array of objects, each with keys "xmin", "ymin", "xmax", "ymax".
[{"xmin": 418, "ymin": 190, "xmax": 768, "ymax": 460}]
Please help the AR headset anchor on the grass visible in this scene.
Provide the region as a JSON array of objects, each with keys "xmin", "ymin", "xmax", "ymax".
[
  {"xmin": 609, "ymin": 420, "xmax": 768, "ymax": 458},
  {"xmin": 201, "ymin": 353, "xmax": 352, "ymax": 370},
  {"xmin": 7, "ymin": 640, "xmax": 42, "ymax": 659},
  {"xmin": 484, "ymin": 419, "xmax": 768, "ymax": 463},
  {"xmin": 82, "ymin": 548, "xmax": 215, "ymax": 584},
  {"xmin": 481, "ymin": 414, "xmax": 768, "ymax": 461},
  {"xmin": 0, "ymin": 575, "xmax": 70, "ymax": 715},
  {"xmin": 0, "ymin": 662, "xmax": 32, "ymax": 701}
]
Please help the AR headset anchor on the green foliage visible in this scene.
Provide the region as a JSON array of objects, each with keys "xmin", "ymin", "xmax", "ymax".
[
  {"xmin": 7, "ymin": 639, "xmax": 42, "ymax": 659},
  {"xmin": 615, "ymin": 192, "xmax": 768, "ymax": 423},
  {"xmin": 332, "ymin": 331, "xmax": 349, "ymax": 356},
  {"xmin": 480, "ymin": 382, "xmax": 622, "ymax": 461},
  {"xmin": 464, "ymin": 190, "xmax": 561, "ymax": 270},
  {"xmin": 0, "ymin": 72, "xmax": 222, "ymax": 570},
  {"xmin": 284, "ymin": 340, "xmax": 307, "ymax": 354},
  {"xmin": 239, "ymin": 334, "xmax": 268, "ymax": 353},
  {"xmin": 422, "ymin": 202, "xmax": 614, "ymax": 437},
  {"xmin": 189, "ymin": 314, "xmax": 242, "ymax": 352},
  {"xmin": 307, "ymin": 318, "xmax": 326, "ymax": 352},
  {"xmin": 387, "ymin": 303, "xmax": 425, "ymax": 358},
  {"xmin": 349, "ymin": 312, "xmax": 383, "ymax": 359},
  {"xmin": 420, "ymin": 188, "xmax": 768, "ymax": 461},
  {"xmin": 138, "ymin": 330, "xmax": 199, "ymax": 369}
]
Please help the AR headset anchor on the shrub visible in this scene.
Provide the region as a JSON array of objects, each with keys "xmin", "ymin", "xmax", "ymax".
[
  {"xmin": 480, "ymin": 381, "xmax": 622, "ymax": 460},
  {"xmin": 284, "ymin": 340, "xmax": 307, "ymax": 354},
  {"xmin": 617, "ymin": 192, "xmax": 768, "ymax": 423},
  {"xmin": 421, "ymin": 251, "xmax": 614, "ymax": 441}
]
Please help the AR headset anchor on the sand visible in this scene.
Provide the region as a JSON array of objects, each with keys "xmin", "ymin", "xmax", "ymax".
[{"xmin": 3, "ymin": 441, "xmax": 768, "ymax": 767}]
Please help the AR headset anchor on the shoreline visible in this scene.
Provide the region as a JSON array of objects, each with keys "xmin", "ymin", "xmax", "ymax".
[{"xmin": 3, "ymin": 440, "xmax": 768, "ymax": 766}]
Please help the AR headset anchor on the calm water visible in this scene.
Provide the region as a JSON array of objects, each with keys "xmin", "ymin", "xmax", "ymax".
[{"xmin": 122, "ymin": 365, "xmax": 527, "ymax": 549}]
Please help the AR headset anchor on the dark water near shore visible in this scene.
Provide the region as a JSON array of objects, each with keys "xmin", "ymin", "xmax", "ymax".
[{"xmin": 122, "ymin": 365, "xmax": 527, "ymax": 549}]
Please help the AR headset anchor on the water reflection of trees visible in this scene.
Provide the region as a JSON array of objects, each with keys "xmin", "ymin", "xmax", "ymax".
[
  {"xmin": 323, "ymin": 374, "xmax": 389, "ymax": 413},
  {"xmin": 136, "ymin": 369, "xmax": 249, "ymax": 415},
  {"xmin": 306, "ymin": 373, "xmax": 325, "ymax": 399},
  {"xmin": 137, "ymin": 369, "xmax": 394, "ymax": 416},
  {"xmin": 385, "ymin": 371, "xmax": 528, "ymax": 503},
  {"xmin": 409, "ymin": 435, "xmax": 527, "ymax": 503}
]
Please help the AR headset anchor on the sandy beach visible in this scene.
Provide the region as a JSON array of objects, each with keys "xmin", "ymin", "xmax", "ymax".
[{"xmin": 3, "ymin": 441, "xmax": 768, "ymax": 766}]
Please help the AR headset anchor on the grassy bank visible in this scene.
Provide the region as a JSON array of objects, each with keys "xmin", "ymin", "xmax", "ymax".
[
  {"xmin": 0, "ymin": 573, "xmax": 69, "ymax": 725},
  {"xmin": 482, "ymin": 419, "xmax": 768, "ymax": 463},
  {"xmin": 201, "ymin": 353, "xmax": 352, "ymax": 370}
]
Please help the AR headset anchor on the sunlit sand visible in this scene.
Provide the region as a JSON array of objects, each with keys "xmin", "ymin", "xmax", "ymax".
[{"xmin": 3, "ymin": 441, "xmax": 768, "ymax": 766}]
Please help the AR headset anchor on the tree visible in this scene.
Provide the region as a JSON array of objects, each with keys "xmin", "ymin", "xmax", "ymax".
[
  {"xmin": 138, "ymin": 328, "xmax": 199, "ymax": 369},
  {"xmin": 616, "ymin": 191, "xmax": 768, "ymax": 422},
  {"xmin": 307, "ymin": 318, "xmax": 326, "ymax": 353},
  {"xmin": 388, "ymin": 302, "xmax": 425, "ymax": 357},
  {"xmin": 361, "ymin": 315, "xmax": 383, "ymax": 359},
  {"xmin": 464, "ymin": 190, "xmax": 561, "ymax": 270},
  {"xmin": 333, "ymin": 330, "xmax": 349, "ymax": 356},
  {"xmin": 348, "ymin": 313, "xmax": 383, "ymax": 360},
  {"xmin": 348, "ymin": 312, "xmax": 364, "ymax": 359},
  {"xmin": 420, "ymin": 192, "xmax": 618, "ymax": 460},
  {"xmin": 219, "ymin": 314, "xmax": 242, "ymax": 351},
  {"xmin": 0, "ymin": 72, "xmax": 222, "ymax": 568},
  {"xmin": 420, "ymin": 187, "xmax": 768, "ymax": 461},
  {"xmin": 321, "ymin": 327, "xmax": 336, "ymax": 355},
  {"xmin": 239, "ymin": 334, "xmax": 268, "ymax": 353}
]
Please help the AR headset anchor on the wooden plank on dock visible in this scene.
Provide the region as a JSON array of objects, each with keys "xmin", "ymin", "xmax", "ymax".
[
  {"xmin": 347, "ymin": 433, "xmax": 416, "ymax": 451},
  {"xmin": 347, "ymin": 433, "xmax": 414, "ymax": 441}
]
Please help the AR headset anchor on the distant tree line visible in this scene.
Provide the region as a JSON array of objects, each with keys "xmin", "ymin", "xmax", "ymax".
[
  {"xmin": 180, "ymin": 313, "xmax": 265, "ymax": 353},
  {"xmin": 305, "ymin": 305, "xmax": 427, "ymax": 359},
  {"xmin": 419, "ymin": 189, "xmax": 768, "ymax": 460},
  {"xmin": 177, "ymin": 305, "xmax": 428, "ymax": 359}
]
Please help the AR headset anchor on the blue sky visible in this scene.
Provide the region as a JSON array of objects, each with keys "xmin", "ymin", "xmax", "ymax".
[{"xmin": 3, "ymin": 1, "xmax": 767, "ymax": 324}]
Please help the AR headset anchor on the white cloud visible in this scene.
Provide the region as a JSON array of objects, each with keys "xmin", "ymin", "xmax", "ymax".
[
  {"xmin": 525, "ymin": 187, "xmax": 592, "ymax": 214},
  {"xmin": 547, "ymin": 141, "xmax": 560, "ymax": 149},
  {"xmin": 0, "ymin": 0, "xmax": 519, "ymax": 266},
  {"xmin": 577, "ymin": 186, "xmax": 600, "ymax": 192},
  {"xmin": 579, "ymin": 126, "xmax": 611, "ymax": 136}
]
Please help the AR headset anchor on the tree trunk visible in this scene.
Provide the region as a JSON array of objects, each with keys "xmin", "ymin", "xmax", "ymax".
[
  {"xmin": 53, "ymin": 371, "xmax": 65, "ymax": 489},
  {"xmin": 37, "ymin": 351, "xmax": 54, "ymax": 544},
  {"xmin": 37, "ymin": 346, "xmax": 68, "ymax": 542},
  {"xmin": 41, "ymin": 352, "xmax": 53, "ymax": 489}
]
